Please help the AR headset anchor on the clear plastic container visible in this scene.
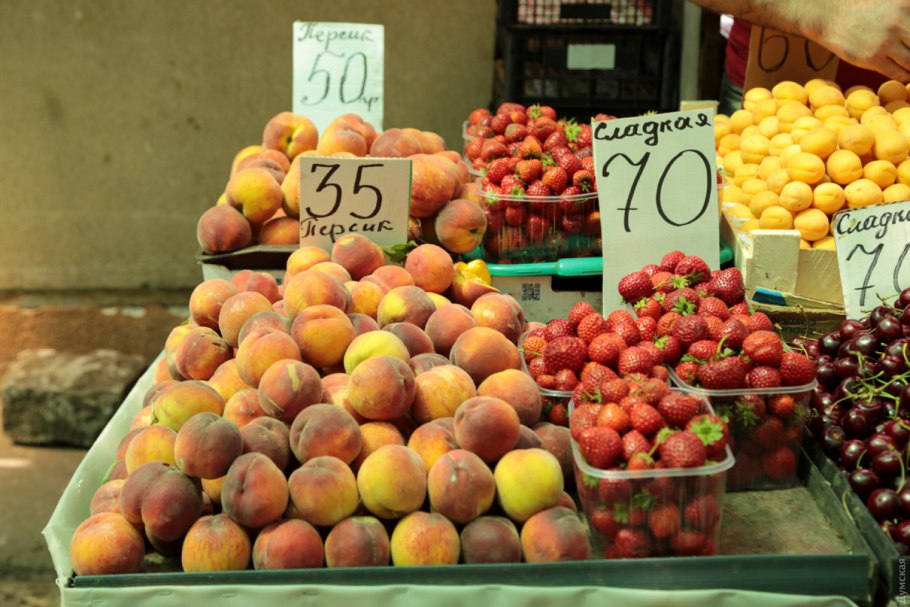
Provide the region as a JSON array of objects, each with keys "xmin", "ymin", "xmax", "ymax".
[
  {"xmin": 518, "ymin": 330, "xmax": 574, "ymax": 418},
  {"xmin": 666, "ymin": 366, "xmax": 816, "ymax": 491},
  {"xmin": 569, "ymin": 397, "xmax": 734, "ymax": 558}
]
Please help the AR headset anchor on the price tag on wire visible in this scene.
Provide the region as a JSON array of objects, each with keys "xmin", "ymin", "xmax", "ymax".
[
  {"xmin": 292, "ymin": 22, "xmax": 384, "ymax": 133},
  {"xmin": 298, "ymin": 156, "xmax": 411, "ymax": 250},
  {"xmin": 833, "ymin": 199, "xmax": 910, "ymax": 318},
  {"xmin": 593, "ymin": 109, "xmax": 721, "ymax": 312},
  {"xmin": 743, "ymin": 25, "xmax": 839, "ymax": 92}
]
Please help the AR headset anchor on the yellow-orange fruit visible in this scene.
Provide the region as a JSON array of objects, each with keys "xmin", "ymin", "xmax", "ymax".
[
  {"xmin": 748, "ymin": 190, "xmax": 780, "ymax": 218},
  {"xmin": 798, "ymin": 128, "xmax": 837, "ymax": 159},
  {"xmin": 845, "ymin": 89, "xmax": 880, "ymax": 120},
  {"xmin": 838, "ymin": 124, "xmax": 875, "ymax": 156},
  {"xmin": 809, "ymin": 85, "xmax": 845, "ymax": 110},
  {"xmin": 812, "ymin": 182, "xmax": 846, "ymax": 215},
  {"xmin": 874, "ymin": 130, "xmax": 910, "ymax": 165},
  {"xmin": 883, "ymin": 183, "xmax": 910, "ymax": 203},
  {"xmin": 863, "ymin": 160, "xmax": 898, "ymax": 189},
  {"xmin": 793, "ymin": 208, "xmax": 830, "ymax": 241},
  {"xmin": 845, "ymin": 179, "xmax": 884, "ymax": 208},
  {"xmin": 779, "ymin": 181, "xmax": 813, "ymax": 212},
  {"xmin": 759, "ymin": 205, "xmax": 794, "ymax": 230},
  {"xmin": 786, "ymin": 152, "xmax": 826, "ymax": 184},
  {"xmin": 826, "ymin": 149, "xmax": 864, "ymax": 185}
]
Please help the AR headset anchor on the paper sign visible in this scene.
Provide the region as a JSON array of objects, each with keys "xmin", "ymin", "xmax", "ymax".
[
  {"xmin": 292, "ymin": 22, "xmax": 384, "ymax": 133},
  {"xmin": 744, "ymin": 26, "xmax": 839, "ymax": 92},
  {"xmin": 593, "ymin": 110, "xmax": 721, "ymax": 312},
  {"xmin": 833, "ymin": 199, "xmax": 910, "ymax": 318},
  {"xmin": 298, "ymin": 156, "xmax": 411, "ymax": 250}
]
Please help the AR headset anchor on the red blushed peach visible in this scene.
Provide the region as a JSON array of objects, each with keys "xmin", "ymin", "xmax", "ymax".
[
  {"xmin": 230, "ymin": 144, "xmax": 265, "ymax": 175},
  {"xmin": 230, "ymin": 269, "xmax": 280, "ymax": 303},
  {"xmin": 124, "ymin": 424, "xmax": 177, "ymax": 473},
  {"xmin": 427, "ymin": 449, "xmax": 495, "ymax": 524},
  {"xmin": 253, "ymin": 519, "xmax": 324, "ymax": 570},
  {"xmin": 152, "ymin": 356, "xmax": 172, "ymax": 383},
  {"xmin": 173, "ymin": 326, "xmax": 233, "ymax": 381},
  {"xmin": 404, "ymin": 243, "xmax": 455, "ymax": 294},
  {"xmin": 348, "ymin": 312, "xmax": 381, "ymax": 336},
  {"xmin": 331, "ymin": 233, "xmax": 387, "ymax": 280},
  {"xmin": 425, "ymin": 303, "xmax": 477, "ymax": 357},
  {"xmin": 427, "ymin": 292, "xmax": 451, "ymax": 309},
  {"xmin": 449, "ymin": 326, "xmax": 522, "ymax": 385},
  {"xmin": 437, "ymin": 151, "xmax": 471, "ymax": 183},
  {"xmin": 235, "ymin": 153, "xmax": 287, "ymax": 183},
  {"xmin": 412, "ymin": 364, "xmax": 477, "ymax": 424},
  {"xmin": 288, "ymin": 455, "xmax": 360, "ymax": 527},
  {"xmin": 348, "ymin": 355, "xmax": 417, "ymax": 421},
  {"xmin": 237, "ymin": 311, "xmax": 291, "ymax": 346},
  {"xmin": 202, "ymin": 476, "xmax": 226, "ymax": 508},
  {"xmin": 356, "ymin": 444, "xmax": 427, "ymax": 519},
  {"xmin": 435, "ymin": 198, "xmax": 488, "ymax": 254},
  {"xmin": 324, "ymin": 515, "xmax": 390, "ymax": 567},
  {"xmin": 376, "ymin": 285, "xmax": 436, "ymax": 328},
  {"xmin": 283, "ymin": 269, "xmax": 352, "ymax": 318},
  {"xmin": 418, "ymin": 132, "xmax": 448, "ymax": 155},
  {"xmin": 470, "ymin": 292, "xmax": 526, "ymax": 343},
  {"xmin": 368, "ymin": 264, "xmax": 415, "ymax": 290},
  {"xmin": 477, "ymin": 369, "xmax": 543, "ymax": 427},
  {"xmin": 257, "ymin": 359, "xmax": 323, "ymax": 424},
  {"xmin": 457, "ymin": 181, "xmax": 484, "ymax": 206},
  {"xmin": 291, "ymin": 304, "xmax": 356, "ymax": 369},
  {"xmin": 90, "ymin": 479, "xmax": 126, "ymax": 516},
  {"xmin": 235, "ymin": 330, "xmax": 302, "ymax": 388},
  {"xmin": 532, "ymin": 422, "xmax": 573, "ymax": 486},
  {"xmin": 261, "ymin": 111, "xmax": 318, "ymax": 160},
  {"xmin": 410, "ymin": 154, "xmax": 459, "ymax": 218},
  {"xmin": 516, "ymin": 424, "xmax": 544, "ymax": 449},
  {"xmin": 70, "ymin": 512, "xmax": 146, "ymax": 576},
  {"xmin": 131, "ymin": 405, "xmax": 155, "ymax": 430},
  {"xmin": 117, "ymin": 427, "xmax": 146, "ymax": 461},
  {"xmin": 152, "ymin": 380, "xmax": 225, "ymax": 432},
  {"xmin": 370, "ymin": 128, "xmax": 424, "ymax": 157},
  {"xmin": 196, "ymin": 204, "xmax": 253, "ymax": 255},
  {"xmin": 226, "ymin": 167, "xmax": 284, "ymax": 224},
  {"xmin": 280, "ymin": 156, "xmax": 302, "ymax": 218},
  {"xmin": 350, "ymin": 421, "xmax": 405, "ymax": 472},
  {"xmin": 289, "ymin": 403, "xmax": 363, "ymax": 465},
  {"xmin": 346, "ymin": 280, "xmax": 385, "ymax": 318},
  {"xmin": 557, "ymin": 491, "xmax": 578, "ymax": 512},
  {"xmin": 320, "ymin": 372, "xmax": 367, "ymax": 424},
  {"xmin": 382, "ymin": 322, "xmax": 434, "ymax": 357},
  {"xmin": 342, "ymin": 330, "xmax": 411, "ymax": 374},
  {"xmin": 218, "ymin": 291, "xmax": 275, "ymax": 348},
  {"xmin": 460, "ymin": 516, "xmax": 522, "ymax": 564},
  {"xmin": 286, "ymin": 245, "xmax": 330, "ymax": 276},
  {"xmin": 223, "ymin": 388, "xmax": 267, "ymax": 428},
  {"xmin": 317, "ymin": 115, "xmax": 373, "ymax": 156},
  {"xmin": 493, "ymin": 448, "xmax": 564, "ymax": 523},
  {"xmin": 520, "ymin": 506, "xmax": 591, "ymax": 562},
  {"xmin": 181, "ymin": 513, "xmax": 252, "ymax": 572},
  {"xmin": 240, "ymin": 416, "xmax": 291, "ymax": 470},
  {"xmin": 390, "ymin": 511, "xmax": 460, "ymax": 566},
  {"xmin": 174, "ymin": 412, "xmax": 243, "ymax": 480},
  {"xmin": 454, "ymin": 396, "xmax": 521, "ymax": 463},
  {"xmin": 221, "ymin": 452, "xmax": 289, "ymax": 529},
  {"xmin": 107, "ymin": 460, "xmax": 129, "ymax": 481},
  {"xmin": 189, "ymin": 279, "xmax": 239, "ymax": 331},
  {"xmin": 309, "ymin": 261, "xmax": 353, "ymax": 283},
  {"xmin": 407, "ymin": 418, "xmax": 458, "ymax": 471},
  {"xmin": 408, "ymin": 352, "xmax": 451, "ymax": 375},
  {"xmin": 207, "ymin": 360, "xmax": 253, "ymax": 403},
  {"xmin": 120, "ymin": 461, "xmax": 204, "ymax": 542}
]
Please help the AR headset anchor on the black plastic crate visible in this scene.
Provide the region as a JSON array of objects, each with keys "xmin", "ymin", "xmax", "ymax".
[{"xmin": 499, "ymin": 0, "xmax": 669, "ymax": 28}]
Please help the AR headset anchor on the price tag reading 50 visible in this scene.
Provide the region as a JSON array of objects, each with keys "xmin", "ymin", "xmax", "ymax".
[{"xmin": 594, "ymin": 110, "xmax": 720, "ymax": 312}]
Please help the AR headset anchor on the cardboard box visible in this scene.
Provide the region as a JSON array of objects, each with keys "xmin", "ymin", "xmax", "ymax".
[{"xmin": 750, "ymin": 300, "xmax": 846, "ymax": 343}]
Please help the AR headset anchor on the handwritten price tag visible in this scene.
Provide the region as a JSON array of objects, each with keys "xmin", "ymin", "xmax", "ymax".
[
  {"xmin": 298, "ymin": 157, "xmax": 411, "ymax": 250},
  {"xmin": 292, "ymin": 22, "xmax": 384, "ymax": 133},
  {"xmin": 833, "ymin": 200, "xmax": 910, "ymax": 317},
  {"xmin": 744, "ymin": 25, "xmax": 839, "ymax": 92},
  {"xmin": 593, "ymin": 110, "xmax": 720, "ymax": 312}
]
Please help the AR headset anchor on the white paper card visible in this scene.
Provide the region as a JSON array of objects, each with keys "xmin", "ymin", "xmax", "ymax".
[
  {"xmin": 292, "ymin": 22, "xmax": 384, "ymax": 134},
  {"xmin": 593, "ymin": 109, "xmax": 720, "ymax": 312}
]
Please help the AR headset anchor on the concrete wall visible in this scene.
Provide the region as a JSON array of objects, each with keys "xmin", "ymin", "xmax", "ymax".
[{"xmin": 0, "ymin": 0, "xmax": 496, "ymax": 292}]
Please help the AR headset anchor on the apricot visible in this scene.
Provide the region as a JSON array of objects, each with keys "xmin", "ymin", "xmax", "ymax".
[
  {"xmin": 838, "ymin": 124, "xmax": 875, "ymax": 156},
  {"xmin": 765, "ymin": 168, "xmax": 790, "ymax": 194},
  {"xmin": 759, "ymin": 205, "xmax": 793, "ymax": 230},
  {"xmin": 721, "ymin": 150, "xmax": 743, "ymax": 175},
  {"xmin": 748, "ymin": 190, "xmax": 780, "ymax": 218},
  {"xmin": 728, "ymin": 109, "xmax": 754, "ymax": 134},
  {"xmin": 864, "ymin": 160, "xmax": 898, "ymax": 189},
  {"xmin": 778, "ymin": 180, "xmax": 814, "ymax": 213},
  {"xmin": 776, "ymin": 101, "xmax": 812, "ymax": 132},
  {"xmin": 827, "ymin": 149, "xmax": 864, "ymax": 185},
  {"xmin": 812, "ymin": 182, "xmax": 846, "ymax": 214},
  {"xmin": 768, "ymin": 132, "xmax": 794, "ymax": 156},
  {"xmin": 733, "ymin": 163, "xmax": 761, "ymax": 187},
  {"xmin": 786, "ymin": 152, "xmax": 826, "ymax": 184},
  {"xmin": 759, "ymin": 155, "xmax": 782, "ymax": 179},
  {"xmin": 70, "ymin": 512, "xmax": 145, "ymax": 576},
  {"xmin": 793, "ymin": 208, "xmax": 830, "ymax": 241},
  {"xmin": 884, "ymin": 183, "xmax": 910, "ymax": 203},
  {"xmin": 874, "ymin": 130, "xmax": 910, "ymax": 164},
  {"xmin": 845, "ymin": 178, "xmax": 884, "ymax": 208},
  {"xmin": 846, "ymin": 89, "xmax": 880, "ymax": 120},
  {"xmin": 717, "ymin": 133, "xmax": 741, "ymax": 157},
  {"xmin": 809, "ymin": 85, "xmax": 845, "ymax": 110},
  {"xmin": 798, "ymin": 128, "xmax": 837, "ymax": 159}
]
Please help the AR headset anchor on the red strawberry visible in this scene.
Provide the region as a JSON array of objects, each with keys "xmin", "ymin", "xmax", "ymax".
[
  {"xmin": 578, "ymin": 425, "xmax": 623, "ymax": 468},
  {"xmin": 546, "ymin": 401, "xmax": 569, "ymax": 426},
  {"xmin": 635, "ymin": 297, "xmax": 663, "ymax": 320},
  {"xmin": 569, "ymin": 403, "xmax": 604, "ymax": 441},
  {"xmin": 527, "ymin": 357, "xmax": 548, "ymax": 379},
  {"xmin": 515, "ymin": 158, "xmax": 543, "ymax": 184},
  {"xmin": 568, "ymin": 300, "xmax": 596, "ymax": 328},
  {"xmin": 525, "ymin": 214, "xmax": 550, "ymax": 243},
  {"xmin": 525, "ymin": 180, "xmax": 552, "ymax": 199},
  {"xmin": 597, "ymin": 477, "xmax": 633, "ymax": 503},
  {"xmin": 656, "ymin": 312, "xmax": 682, "ymax": 337},
  {"xmin": 657, "ymin": 392, "xmax": 701, "ymax": 428},
  {"xmin": 541, "ymin": 166, "xmax": 568, "ymax": 193},
  {"xmin": 528, "ymin": 116, "xmax": 558, "ymax": 140},
  {"xmin": 621, "ymin": 429, "xmax": 652, "ymax": 460},
  {"xmin": 686, "ymin": 339, "xmax": 719, "ymax": 362},
  {"xmin": 761, "ymin": 445, "xmax": 798, "ymax": 481},
  {"xmin": 747, "ymin": 366, "xmax": 783, "ymax": 388},
  {"xmin": 630, "ymin": 402, "xmax": 666, "ymax": 436},
  {"xmin": 729, "ymin": 302, "xmax": 750, "ymax": 316},
  {"xmin": 720, "ymin": 317, "xmax": 749, "ymax": 350},
  {"xmin": 581, "ymin": 361, "xmax": 616, "ymax": 392},
  {"xmin": 605, "ymin": 309, "xmax": 636, "ymax": 329},
  {"xmin": 742, "ymin": 330, "xmax": 784, "ymax": 367},
  {"xmin": 670, "ymin": 530, "xmax": 712, "ymax": 556},
  {"xmin": 618, "ymin": 271, "xmax": 653, "ymax": 304},
  {"xmin": 703, "ymin": 315, "xmax": 725, "ymax": 342},
  {"xmin": 521, "ymin": 334, "xmax": 547, "ymax": 361},
  {"xmin": 600, "ymin": 377, "xmax": 630, "ymax": 403},
  {"xmin": 746, "ymin": 311, "xmax": 775, "ymax": 332},
  {"xmin": 504, "ymin": 205, "xmax": 526, "ymax": 226},
  {"xmin": 465, "ymin": 136, "xmax": 485, "ymax": 160},
  {"xmin": 685, "ymin": 413, "xmax": 730, "ymax": 459},
  {"xmin": 660, "ymin": 250, "xmax": 685, "ymax": 272},
  {"xmin": 503, "ymin": 122, "xmax": 528, "ymax": 143},
  {"xmin": 674, "ymin": 255, "xmax": 711, "ymax": 285},
  {"xmin": 590, "ymin": 508, "xmax": 621, "ymax": 540},
  {"xmin": 489, "ymin": 113, "xmax": 511, "ymax": 134},
  {"xmin": 647, "ymin": 503, "xmax": 680, "ymax": 540},
  {"xmin": 658, "ymin": 430, "xmax": 707, "ymax": 468},
  {"xmin": 536, "ymin": 373, "xmax": 557, "ymax": 389},
  {"xmin": 711, "ymin": 268, "xmax": 746, "ymax": 305},
  {"xmin": 588, "ymin": 333, "xmax": 626, "ymax": 368},
  {"xmin": 779, "ymin": 351, "xmax": 816, "ymax": 386},
  {"xmin": 554, "ymin": 148, "xmax": 582, "ymax": 176},
  {"xmin": 633, "ymin": 377, "xmax": 671, "ymax": 405},
  {"xmin": 674, "ymin": 360, "xmax": 699, "ymax": 385},
  {"xmin": 768, "ymin": 394, "xmax": 797, "ymax": 419},
  {"xmin": 638, "ymin": 341, "xmax": 664, "ymax": 366},
  {"xmin": 696, "ymin": 356, "xmax": 747, "ymax": 390},
  {"xmin": 636, "ymin": 316, "xmax": 658, "ymax": 342},
  {"xmin": 654, "ymin": 335, "xmax": 683, "ymax": 365},
  {"xmin": 543, "ymin": 129, "xmax": 568, "ymax": 150},
  {"xmin": 697, "ymin": 296, "xmax": 731, "ymax": 320},
  {"xmin": 576, "ymin": 124, "xmax": 593, "ymax": 148},
  {"xmin": 577, "ymin": 313, "xmax": 608, "ymax": 343},
  {"xmin": 484, "ymin": 157, "xmax": 512, "ymax": 185},
  {"xmin": 481, "ymin": 138, "xmax": 509, "ymax": 161},
  {"xmin": 749, "ymin": 415, "xmax": 786, "ymax": 449},
  {"xmin": 612, "ymin": 321, "xmax": 641, "ymax": 346},
  {"xmin": 518, "ymin": 135, "xmax": 543, "ymax": 159},
  {"xmin": 527, "ymin": 103, "xmax": 556, "ymax": 121},
  {"xmin": 733, "ymin": 394, "xmax": 767, "ymax": 426},
  {"xmin": 618, "ymin": 346, "xmax": 654, "ymax": 376},
  {"xmin": 612, "ymin": 527, "xmax": 653, "ymax": 558},
  {"xmin": 554, "ymin": 368, "xmax": 579, "ymax": 391},
  {"xmin": 627, "ymin": 452, "xmax": 655, "ymax": 470},
  {"xmin": 650, "ymin": 270, "xmax": 679, "ymax": 294},
  {"xmin": 572, "ymin": 168, "xmax": 595, "ymax": 192},
  {"xmin": 672, "ymin": 315, "xmax": 708, "ymax": 347},
  {"xmin": 596, "ymin": 402, "xmax": 631, "ymax": 433},
  {"xmin": 544, "ymin": 318, "xmax": 573, "ymax": 340},
  {"xmin": 640, "ymin": 263, "xmax": 661, "ymax": 277},
  {"xmin": 684, "ymin": 494, "xmax": 720, "ymax": 531},
  {"xmin": 662, "ymin": 287, "xmax": 701, "ymax": 315}
]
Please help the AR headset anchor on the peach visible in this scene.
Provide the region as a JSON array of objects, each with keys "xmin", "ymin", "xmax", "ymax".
[
  {"xmin": 516, "ymin": 424, "xmax": 544, "ymax": 449},
  {"xmin": 557, "ymin": 491, "xmax": 578, "ymax": 512},
  {"xmin": 420, "ymin": 132, "xmax": 449, "ymax": 155},
  {"xmin": 324, "ymin": 515, "xmax": 391, "ymax": 567},
  {"xmin": 356, "ymin": 444, "xmax": 427, "ymax": 519},
  {"xmin": 320, "ymin": 372, "xmax": 366, "ymax": 423},
  {"xmin": 202, "ymin": 476, "xmax": 225, "ymax": 508},
  {"xmin": 369, "ymin": 264, "xmax": 415, "ymax": 290},
  {"xmin": 427, "ymin": 449, "xmax": 495, "ymax": 524},
  {"xmin": 460, "ymin": 516, "xmax": 522, "ymax": 564},
  {"xmin": 348, "ymin": 312, "xmax": 381, "ymax": 335},
  {"xmin": 407, "ymin": 418, "xmax": 458, "ymax": 471},
  {"xmin": 404, "ymin": 243, "xmax": 455, "ymax": 294},
  {"xmin": 280, "ymin": 156, "xmax": 302, "ymax": 218},
  {"xmin": 408, "ymin": 352, "xmax": 451, "ymax": 375},
  {"xmin": 493, "ymin": 448, "xmax": 564, "ymax": 523},
  {"xmin": 331, "ymin": 233, "xmax": 387, "ymax": 280},
  {"xmin": 252, "ymin": 519, "xmax": 324, "ymax": 570},
  {"xmin": 239, "ymin": 416, "xmax": 291, "ymax": 470},
  {"xmin": 411, "ymin": 364, "xmax": 476, "ymax": 424},
  {"xmin": 477, "ymin": 369, "xmax": 542, "ymax": 426},
  {"xmin": 226, "ymin": 167, "xmax": 284, "ymax": 224},
  {"xmin": 181, "ymin": 513, "xmax": 252, "ymax": 572},
  {"xmin": 342, "ymin": 330, "xmax": 410, "ymax": 373},
  {"xmin": 230, "ymin": 144, "xmax": 265, "ymax": 175},
  {"xmin": 131, "ymin": 405, "xmax": 155, "ymax": 430},
  {"xmin": 532, "ymin": 422, "xmax": 573, "ymax": 485},
  {"xmin": 124, "ymin": 424, "xmax": 177, "ymax": 473},
  {"xmin": 348, "ymin": 355, "xmax": 417, "ymax": 421},
  {"xmin": 221, "ymin": 452, "xmax": 289, "ymax": 528},
  {"xmin": 291, "ymin": 304, "xmax": 356, "ymax": 368},
  {"xmin": 261, "ymin": 111, "xmax": 318, "ymax": 160},
  {"xmin": 152, "ymin": 355, "xmax": 172, "ymax": 383},
  {"xmin": 382, "ymin": 322, "xmax": 434, "ymax": 357},
  {"xmin": 258, "ymin": 215, "xmax": 300, "ymax": 245},
  {"xmin": 409, "ymin": 153, "xmax": 458, "ymax": 218},
  {"xmin": 376, "ymin": 285, "xmax": 436, "ymax": 328},
  {"xmin": 288, "ymin": 455, "xmax": 360, "ymax": 526},
  {"xmin": 457, "ymin": 180, "xmax": 484, "ymax": 205},
  {"xmin": 286, "ymin": 245, "xmax": 331, "ymax": 276},
  {"xmin": 196, "ymin": 205, "xmax": 253, "ymax": 254},
  {"xmin": 107, "ymin": 460, "xmax": 129, "ymax": 482},
  {"xmin": 118, "ymin": 425, "xmax": 147, "ymax": 459},
  {"xmin": 222, "ymin": 388, "xmax": 267, "ymax": 428},
  {"xmin": 120, "ymin": 461, "xmax": 204, "ymax": 541},
  {"xmin": 257, "ymin": 359, "xmax": 323, "ymax": 424},
  {"xmin": 520, "ymin": 506, "xmax": 591, "ymax": 562},
  {"xmin": 447, "ymin": 274, "xmax": 499, "ymax": 308},
  {"xmin": 346, "ymin": 279, "xmax": 385, "ymax": 318},
  {"xmin": 235, "ymin": 330, "xmax": 302, "ymax": 388},
  {"xmin": 449, "ymin": 326, "xmax": 522, "ymax": 385},
  {"xmin": 152, "ymin": 380, "xmax": 225, "ymax": 432},
  {"xmin": 435, "ymin": 198, "xmax": 488, "ymax": 254},
  {"xmin": 218, "ymin": 291, "xmax": 278, "ymax": 350},
  {"xmin": 283, "ymin": 269, "xmax": 352, "ymax": 318},
  {"xmin": 237, "ymin": 311, "xmax": 291, "ymax": 346},
  {"xmin": 174, "ymin": 412, "xmax": 243, "ymax": 479},
  {"xmin": 369, "ymin": 127, "xmax": 423, "ymax": 157},
  {"xmin": 189, "ymin": 279, "xmax": 239, "ymax": 330},
  {"xmin": 390, "ymin": 511, "xmax": 460, "ymax": 566},
  {"xmin": 235, "ymin": 152, "xmax": 288, "ymax": 183},
  {"xmin": 453, "ymin": 396, "xmax": 521, "ymax": 463},
  {"xmin": 470, "ymin": 292, "xmax": 525, "ymax": 343},
  {"xmin": 350, "ymin": 421, "xmax": 405, "ymax": 472},
  {"xmin": 289, "ymin": 403, "xmax": 363, "ymax": 464},
  {"xmin": 90, "ymin": 479, "xmax": 126, "ymax": 516},
  {"xmin": 317, "ymin": 114, "xmax": 376, "ymax": 156},
  {"xmin": 70, "ymin": 512, "xmax": 145, "ymax": 576},
  {"xmin": 427, "ymin": 292, "xmax": 451, "ymax": 309},
  {"xmin": 424, "ymin": 303, "xmax": 477, "ymax": 357},
  {"xmin": 206, "ymin": 360, "xmax": 251, "ymax": 403},
  {"xmin": 173, "ymin": 326, "xmax": 232, "ymax": 381},
  {"xmin": 309, "ymin": 260, "xmax": 353, "ymax": 283}
]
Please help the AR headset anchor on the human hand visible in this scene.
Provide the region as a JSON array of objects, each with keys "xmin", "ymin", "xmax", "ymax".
[{"xmin": 818, "ymin": 0, "xmax": 910, "ymax": 82}]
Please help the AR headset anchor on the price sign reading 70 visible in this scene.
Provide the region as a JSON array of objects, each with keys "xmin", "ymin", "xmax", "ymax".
[{"xmin": 594, "ymin": 110, "xmax": 720, "ymax": 313}]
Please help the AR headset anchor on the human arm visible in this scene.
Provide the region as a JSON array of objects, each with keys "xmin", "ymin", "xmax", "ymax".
[{"xmin": 689, "ymin": 0, "xmax": 910, "ymax": 82}]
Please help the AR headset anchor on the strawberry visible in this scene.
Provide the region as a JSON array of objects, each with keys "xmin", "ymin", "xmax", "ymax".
[
  {"xmin": 647, "ymin": 503, "xmax": 680, "ymax": 540},
  {"xmin": 617, "ymin": 270, "xmax": 653, "ymax": 304},
  {"xmin": 515, "ymin": 158, "xmax": 543, "ymax": 184},
  {"xmin": 588, "ymin": 332, "xmax": 625, "ymax": 367},
  {"xmin": 746, "ymin": 311, "xmax": 775, "ymax": 332},
  {"xmin": 660, "ymin": 250, "xmax": 686, "ymax": 272},
  {"xmin": 527, "ymin": 103, "xmax": 556, "ymax": 121},
  {"xmin": 483, "ymin": 157, "xmax": 512, "ymax": 185},
  {"xmin": 674, "ymin": 360, "xmax": 699, "ymax": 385},
  {"xmin": 632, "ymin": 377, "xmax": 671, "ymax": 405},
  {"xmin": 674, "ymin": 255, "xmax": 711, "ymax": 285},
  {"xmin": 569, "ymin": 403, "xmax": 603, "ymax": 440},
  {"xmin": 685, "ymin": 413, "xmax": 729, "ymax": 459},
  {"xmin": 577, "ymin": 313, "xmax": 608, "ymax": 343},
  {"xmin": 605, "ymin": 309, "xmax": 636, "ymax": 330},
  {"xmin": 504, "ymin": 205, "xmax": 526, "ymax": 226},
  {"xmin": 638, "ymin": 341, "xmax": 664, "ymax": 366},
  {"xmin": 541, "ymin": 166, "xmax": 568, "ymax": 193},
  {"xmin": 650, "ymin": 271, "xmax": 679, "ymax": 294},
  {"xmin": 597, "ymin": 477, "xmax": 633, "ymax": 503},
  {"xmin": 583, "ymin": 364, "xmax": 619, "ymax": 392},
  {"xmin": 525, "ymin": 214, "xmax": 550, "ymax": 243},
  {"xmin": 612, "ymin": 527, "xmax": 653, "ymax": 559},
  {"xmin": 779, "ymin": 351, "xmax": 816, "ymax": 386},
  {"xmin": 711, "ymin": 268, "xmax": 746, "ymax": 305},
  {"xmin": 536, "ymin": 373, "xmax": 557, "ymax": 389},
  {"xmin": 567, "ymin": 301, "xmax": 596, "ymax": 328},
  {"xmin": 553, "ymin": 148, "xmax": 582, "ymax": 176},
  {"xmin": 627, "ymin": 452, "xmax": 654, "ymax": 470},
  {"xmin": 572, "ymin": 168, "xmax": 595, "ymax": 192},
  {"xmin": 525, "ymin": 180, "xmax": 552, "ymax": 199},
  {"xmin": 554, "ymin": 368, "xmax": 579, "ymax": 391},
  {"xmin": 719, "ymin": 317, "xmax": 749, "ymax": 350},
  {"xmin": 543, "ymin": 129, "xmax": 568, "ymax": 150},
  {"xmin": 731, "ymin": 394, "xmax": 767, "ymax": 427},
  {"xmin": 761, "ymin": 445, "xmax": 798, "ymax": 481},
  {"xmin": 768, "ymin": 394, "xmax": 797, "ymax": 419},
  {"xmin": 590, "ymin": 508, "xmax": 621, "ymax": 540},
  {"xmin": 544, "ymin": 318, "xmax": 573, "ymax": 340},
  {"xmin": 518, "ymin": 135, "xmax": 543, "ymax": 159},
  {"xmin": 654, "ymin": 335, "xmax": 683, "ymax": 365},
  {"xmin": 528, "ymin": 116, "xmax": 558, "ymax": 141},
  {"xmin": 670, "ymin": 530, "xmax": 712, "ymax": 556},
  {"xmin": 641, "ymin": 263, "xmax": 661, "ymax": 277},
  {"xmin": 656, "ymin": 312, "xmax": 681, "ymax": 337},
  {"xmin": 703, "ymin": 315, "xmax": 725, "ymax": 342},
  {"xmin": 578, "ymin": 425, "xmax": 623, "ymax": 468},
  {"xmin": 489, "ymin": 112, "xmax": 511, "ymax": 134},
  {"xmin": 561, "ymin": 214, "xmax": 582, "ymax": 234},
  {"xmin": 621, "ymin": 429, "xmax": 652, "ymax": 460},
  {"xmin": 685, "ymin": 339, "xmax": 719, "ymax": 362},
  {"xmin": 596, "ymin": 402, "xmax": 631, "ymax": 433},
  {"xmin": 527, "ymin": 357, "xmax": 548, "ymax": 379},
  {"xmin": 696, "ymin": 356, "xmax": 747, "ymax": 390},
  {"xmin": 480, "ymin": 138, "xmax": 509, "ymax": 161},
  {"xmin": 684, "ymin": 494, "xmax": 720, "ymax": 531},
  {"xmin": 657, "ymin": 392, "xmax": 700, "ymax": 428},
  {"xmin": 600, "ymin": 377, "xmax": 630, "ymax": 403},
  {"xmin": 467, "ymin": 107, "xmax": 491, "ymax": 125},
  {"xmin": 612, "ymin": 321, "xmax": 641, "ymax": 346},
  {"xmin": 729, "ymin": 302, "xmax": 750, "ymax": 316},
  {"xmin": 671, "ymin": 315, "xmax": 708, "ymax": 347},
  {"xmin": 697, "ymin": 296, "xmax": 731, "ymax": 320},
  {"xmin": 662, "ymin": 287, "xmax": 701, "ymax": 315},
  {"xmin": 747, "ymin": 366, "xmax": 783, "ymax": 388},
  {"xmin": 630, "ymin": 402, "xmax": 666, "ymax": 436},
  {"xmin": 503, "ymin": 122, "xmax": 528, "ymax": 143},
  {"xmin": 521, "ymin": 334, "xmax": 547, "ymax": 361},
  {"xmin": 618, "ymin": 346, "xmax": 654, "ymax": 376},
  {"xmin": 465, "ymin": 136, "xmax": 485, "ymax": 160},
  {"xmin": 658, "ymin": 430, "xmax": 707, "ymax": 468},
  {"xmin": 545, "ymin": 401, "xmax": 569, "ymax": 426},
  {"xmin": 572, "ymin": 383, "xmax": 601, "ymax": 407},
  {"xmin": 636, "ymin": 316, "xmax": 658, "ymax": 342},
  {"xmin": 635, "ymin": 297, "xmax": 663, "ymax": 320},
  {"xmin": 742, "ymin": 330, "xmax": 783, "ymax": 367},
  {"xmin": 749, "ymin": 415, "xmax": 786, "ymax": 449},
  {"xmin": 576, "ymin": 124, "xmax": 593, "ymax": 148}
]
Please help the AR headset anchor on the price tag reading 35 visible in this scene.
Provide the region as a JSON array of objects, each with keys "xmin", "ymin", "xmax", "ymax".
[
  {"xmin": 594, "ymin": 110, "xmax": 720, "ymax": 311},
  {"xmin": 298, "ymin": 156, "xmax": 411, "ymax": 250},
  {"xmin": 292, "ymin": 22, "xmax": 384, "ymax": 133},
  {"xmin": 833, "ymin": 199, "xmax": 910, "ymax": 318}
]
